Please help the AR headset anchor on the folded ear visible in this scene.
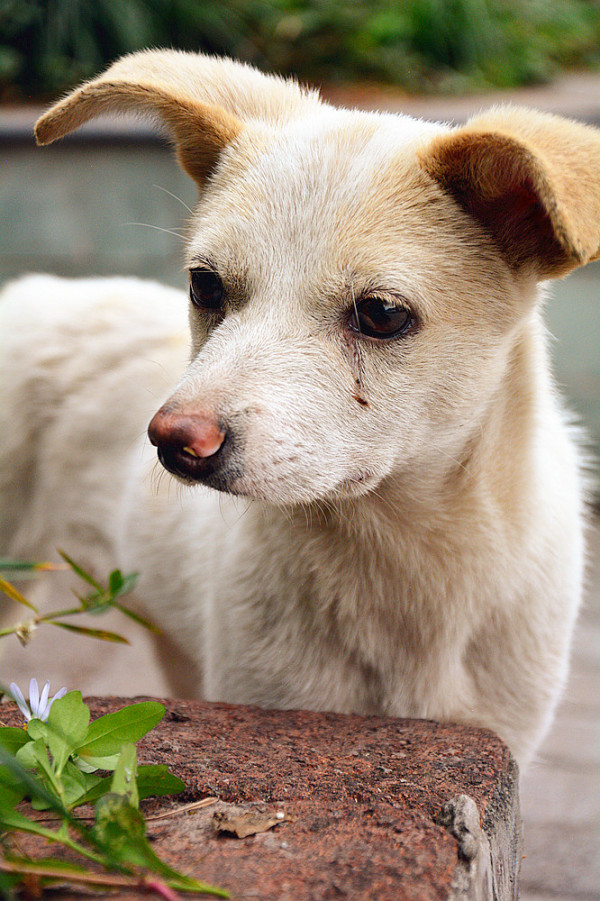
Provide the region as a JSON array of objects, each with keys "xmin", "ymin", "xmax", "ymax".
[
  {"xmin": 35, "ymin": 49, "xmax": 320, "ymax": 185},
  {"xmin": 420, "ymin": 106, "xmax": 600, "ymax": 278}
]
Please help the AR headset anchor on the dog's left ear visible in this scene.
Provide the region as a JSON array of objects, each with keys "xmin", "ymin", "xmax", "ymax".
[{"xmin": 421, "ymin": 106, "xmax": 600, "ymax": 278}]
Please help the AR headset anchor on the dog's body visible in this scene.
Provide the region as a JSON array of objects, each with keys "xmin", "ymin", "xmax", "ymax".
[{"xmin": 2, "ymin": 50, "xmax": 600, "ymax": 767}]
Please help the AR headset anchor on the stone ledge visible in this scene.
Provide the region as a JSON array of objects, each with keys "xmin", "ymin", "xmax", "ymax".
[{"xmin": 2, "ymin": 697, "xmax": 522, "ymax": 900}]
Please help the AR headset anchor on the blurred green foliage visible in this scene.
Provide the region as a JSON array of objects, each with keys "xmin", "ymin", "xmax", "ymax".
[{"xmin": 1, "ymin": 0, "xmax": 600, "ymax": 100}]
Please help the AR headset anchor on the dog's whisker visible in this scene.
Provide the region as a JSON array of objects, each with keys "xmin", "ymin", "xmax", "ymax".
[
  {"xmin": 153, "ymin": 183, "xmax": 195, "ymax": 214},
  {"xmin": 149, "ymin": 459, "xmax": 165, "ymax": 495},
  {"xmin": 122, "ymin": 222, "xmax": 186, "ymax": 241}
]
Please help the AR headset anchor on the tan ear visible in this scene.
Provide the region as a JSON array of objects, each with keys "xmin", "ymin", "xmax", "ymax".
[
  {"xmin": 35, "ymin": 49, "xmax": 320, "ymax": 184},
  {"xmin": 420, "ymin": 106, "xmax": 600, "ymax": 278}
]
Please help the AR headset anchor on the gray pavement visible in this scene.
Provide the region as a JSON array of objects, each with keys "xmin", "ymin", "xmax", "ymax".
[{"xmin": 519, "ymin": 519, "xmax": 600, "ymax": 901}]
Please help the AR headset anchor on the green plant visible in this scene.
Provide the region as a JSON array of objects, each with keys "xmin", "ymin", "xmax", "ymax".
[
  {"xmin": 0, "ymin": 551, "xmax": 156, "ymax": 647},
  {"xmin": 0, "ymin": 553, "xmax": 228, "ymax": 897},
  {"xmin": 0, "ymin": 690, "xmax": 227, "ymax": 897}
]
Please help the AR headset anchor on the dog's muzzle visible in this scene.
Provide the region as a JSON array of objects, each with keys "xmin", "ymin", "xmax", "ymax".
[{"xmin": 148, "ymin": 407, "xmax": 227, "ymax": 482}]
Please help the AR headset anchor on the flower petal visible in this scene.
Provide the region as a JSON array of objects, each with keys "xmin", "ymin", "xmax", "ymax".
[
  {"xmin": 28, "ymin": 678, "xmax": 39, "ymax": 716},
  {"xmin": 9, "ymin": 681, "xmax": 31, "ymax": 721},
  {"xmin": 39, "ymin": 680, "xmax": 51, "ymax": 713},
  {"xmin": 45, "ymin": 686, "xmax": 68, "ymax": 718}
]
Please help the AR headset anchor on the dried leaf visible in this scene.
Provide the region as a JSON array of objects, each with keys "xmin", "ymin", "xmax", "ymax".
[
  {"xmin": 46, "ymin": 622, "xmax": 130, "ymax": 643},
  {"xmin": 0, "ymin": 577, "xmax": 38, "ymax": 611},
  {"xmin": 213, "ymin": 808, "xmax": 285, "ymax": 838}
]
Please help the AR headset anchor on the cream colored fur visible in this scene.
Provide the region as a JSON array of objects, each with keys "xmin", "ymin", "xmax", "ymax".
[{"xmin": 2, "ymin": 49, "xmax": 599, "ymax": 767}]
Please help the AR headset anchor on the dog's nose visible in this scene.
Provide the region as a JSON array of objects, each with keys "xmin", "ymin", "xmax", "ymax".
[{"xmin": 148, "ymin": 407, "xmax": 226, "ymax": 481}]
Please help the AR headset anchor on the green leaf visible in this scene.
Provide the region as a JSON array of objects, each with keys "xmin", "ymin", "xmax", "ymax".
[
  {"xmin": 92, "ymin": 795, "xmax": 228, "ymax": 896},
  {"xmin": 71, "ymin": 753, "xmax": 99, "ymax": 774},
  {"xmin": 61, "ymin": 760, "xmax": 103, "ymax": 810},
  {"xmin": 30, "ymin": 770, "xmax": 101, "ymax": 812},
  {"xmin": 0, "ymin": 765, "xmax": 27, "ymax": 806},
  {"xmin": 82, "ymin": 764, "xmax": 181, "ymax": 806},
  {"xmin": 115, "ymin": 572, "xmax": 138, "ymax": 596},
  {"xmin": 0, "ymin": 803, "xmax": 64, "ymax": 842},
  {"xmin": 74, "ymin": 772, "xmax": 108, "ymax": 806},
  {"xmin": 0, "ymin": 871, "xmax": 20, "ymax": 896},
  {"xmin": 0, "ymin": 802, "xmax": 104, "ymax": 868},
  {"xmin": 136, "ymin": 764, "xmax": 185, "ymax": 799},
  {"xmin": 57, "ymin": 550, "xmax": 103, "ymax": 591},
  {"xmin": 76, "ymin": 764, "xmax": 184, "ymax": 807},
  {"xmin": 46, "ymin": 621, "xmax": 130, "ymax": 643},
  {"xmin": 110, "ymin": 744, "xmax": 138, "ymax": 808},
  {"xmin": 74, "ymin": 751, "xmax": 121, "ymax": 771},
  {"xmin": 0, "ymin": 559, "xmax": 60, "ymax": 572},
  {"xmin": 113, "ymin": 602, "xmax": 161, "ymax": 634},
  {"xmin": 108, "ymin": 569, "xmax": 124, "ymax": 594},
  {"xmin": 0, "ymin": 854, "xmax": 91, "ymax": 878},
  {"xmin": 26, "ymin": 718, "xmax": 49, "ymax": 742},
  {"xmin": 80, "ymin": 588, "xmax": 112, "ymax": 612},
  {"xmin": 46, "ymin": 691, "xmax": 90, "ymax": 775},
  {"xmin": 16, "ymin": 739, "xmax": 62, "ymax": 799},
  {"xmin": 0, "ymin": 726, "xmax": 29, "ymax": 755},
  {"xmin": 77, "ymin": 702, "xmax": 165, "ymax": 760},
  {"xmin": 92, "ymin": 794, "xmax": 146, "ymax": 860},
  {"xmin": 0, "ymin": 746, "xmax": 66, "ymax": 814}
]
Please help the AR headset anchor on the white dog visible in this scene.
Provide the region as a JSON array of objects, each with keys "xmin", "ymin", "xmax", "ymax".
[{"xmin": 2, "ymin": 50, "xmax": 599, "ymax": 768}]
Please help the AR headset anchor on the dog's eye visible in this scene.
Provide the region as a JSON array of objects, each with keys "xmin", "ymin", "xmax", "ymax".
[
  {"xmin": 189, "ymin": 268, "xmax": 224, "ymax": 311},
  {"xmin": 350, "ymin": 296, "xmax": 413, "ymax": 340}
]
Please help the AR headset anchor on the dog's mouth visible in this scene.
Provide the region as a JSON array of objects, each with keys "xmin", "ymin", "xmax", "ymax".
[
  {"xmin": 156, "ymin": 443, "xmax": 221, "ymax": 482},
  {"xmin": 150, "ymin": 404, "xmax": 379, "ymax": 502}
]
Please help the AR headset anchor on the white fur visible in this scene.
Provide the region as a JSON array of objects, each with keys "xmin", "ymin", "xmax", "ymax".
[{"xmin": 1, "ymin": 52, "xmax": 594, "ymax": 768}]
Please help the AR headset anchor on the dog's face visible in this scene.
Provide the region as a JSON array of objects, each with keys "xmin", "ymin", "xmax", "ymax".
[
  {"xmin": 158, "ymin": 115, "xmax": 521, "ymax": 504},
  {"xmin": 35, "ymin": 51, "xmax": 600, "ymax": 505}
]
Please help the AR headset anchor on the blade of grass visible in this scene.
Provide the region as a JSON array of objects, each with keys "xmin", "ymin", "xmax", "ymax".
[
  {"xmin": 0, "ymin": 578, "xmax": 38, "ymax": 612},
  {"xmin": 57, "ymin": 550, "xmax": 103, "ymax": 592},
  {"xmin": 0, "ymin": 560, "xmax": 66, "ymax": 573},
  {"xmin": 114, "ymin": 603, "xmax": 162, "ymax": 634},
  {"xmin": 45, "ymin": 622, "xmax": 130, "ymax": 644}
]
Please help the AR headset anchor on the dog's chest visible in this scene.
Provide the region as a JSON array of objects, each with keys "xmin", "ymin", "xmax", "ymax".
[{"xmin": 205, "ymin": 512, "xmax": 483, "ymax": 716}]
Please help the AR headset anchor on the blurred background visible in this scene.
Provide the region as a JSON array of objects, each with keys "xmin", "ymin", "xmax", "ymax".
[
  {"xmin": 3, "ymin": 0, "xmax": 600, "ymax": 98},
  {"xmin": 1, "ymin": 3, "xmax": 599, "ymax": 899}
]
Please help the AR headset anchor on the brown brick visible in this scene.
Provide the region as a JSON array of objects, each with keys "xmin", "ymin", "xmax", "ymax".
[{"xmin": 2, "ymin": 697, "xmax": 522, "ymax": 899}]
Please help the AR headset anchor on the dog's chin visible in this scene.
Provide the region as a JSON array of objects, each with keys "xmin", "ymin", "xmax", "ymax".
[
  {"xmin": 333, "ymin": 471, "xmax": 379, "ymax": 499},
  {"xmin": 159, "ymin": 454, "xmax": 379, "ymax": 506}
]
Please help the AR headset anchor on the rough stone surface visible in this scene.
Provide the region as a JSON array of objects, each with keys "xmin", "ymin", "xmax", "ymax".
[{"xmin": 1, "ymin": 698, "xmax": 522, "ymax": 899}]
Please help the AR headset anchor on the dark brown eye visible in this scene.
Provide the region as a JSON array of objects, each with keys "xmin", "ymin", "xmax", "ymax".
[
  {"xmin": 350, "ymin": 296, "xmax": 413, "ymax": 339},
  {"xmin": 189, "ymin": 268, "xmax": 224, "ymax": 310}
]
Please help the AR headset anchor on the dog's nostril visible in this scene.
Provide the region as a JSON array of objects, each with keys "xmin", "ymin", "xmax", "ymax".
[
  {"xmin": 148, "ymin": 408, "xmax": 226, "ymax": 473},
  {"xmin": 180, "ymin": 421, "xmax": 225, "ymax": 459}
]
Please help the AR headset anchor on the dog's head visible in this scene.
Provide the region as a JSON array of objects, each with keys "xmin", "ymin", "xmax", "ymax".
[{"xmin": 36, "ymin": 51, "xmax": 600, "ymax": 505}]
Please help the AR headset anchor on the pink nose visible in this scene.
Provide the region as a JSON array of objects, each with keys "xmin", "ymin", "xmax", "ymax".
[{"xmin": 148, "ymin": 407, "xmax": 226, "ymax": 480}]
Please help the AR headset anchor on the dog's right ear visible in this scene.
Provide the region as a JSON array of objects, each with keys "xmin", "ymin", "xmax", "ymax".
[{"xmin": 35, "ymin": 49, "xmax": 320, "ymax": 185}]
